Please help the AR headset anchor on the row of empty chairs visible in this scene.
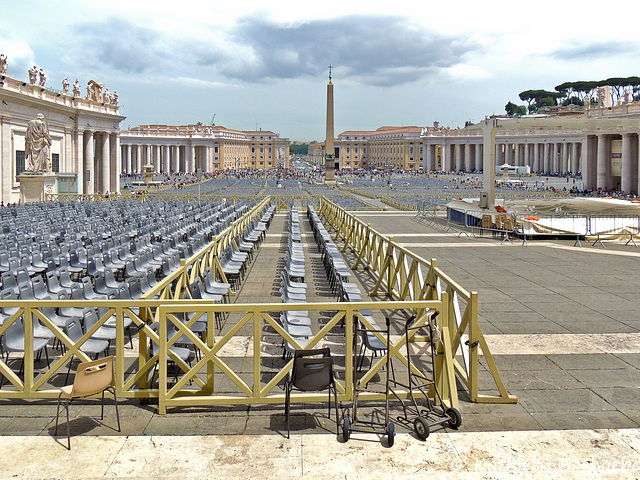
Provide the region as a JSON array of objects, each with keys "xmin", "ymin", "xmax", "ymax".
[
  {"xmin": 308, "ymin": 205, "xmax": 386, "ymax": 369},
  {"xmin": 279, "ymin": 208, "xmax": 312, "ymax": 360}
]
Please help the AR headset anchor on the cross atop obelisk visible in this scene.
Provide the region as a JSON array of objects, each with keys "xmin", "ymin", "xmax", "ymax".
[{"xmin": 324, "ymin": 65, "xmax": 335, "ymax": 182}]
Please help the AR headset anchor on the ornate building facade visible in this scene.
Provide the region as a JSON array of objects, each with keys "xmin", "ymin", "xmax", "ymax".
[{"xmin": 0, "ymin": 71, "xmax": 124, "ymax": 203}]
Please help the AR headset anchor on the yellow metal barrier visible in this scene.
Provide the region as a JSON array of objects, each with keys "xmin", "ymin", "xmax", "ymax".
[
  {"xmin": 0, "ymin": 299, "xmax": 452, "ymax": 415},
  {"xmin": 319, "ymin": 196, "xmax": 517, "ymax": 404}
]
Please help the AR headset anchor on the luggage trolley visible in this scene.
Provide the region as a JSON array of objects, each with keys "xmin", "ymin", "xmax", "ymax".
[
  {"xmin": 390, "ymin": 311, "xmax": 462, "ymax": 440},
  {"xmin": 341, "ymin": 315, "xmax": 396, "ymax": 446}
]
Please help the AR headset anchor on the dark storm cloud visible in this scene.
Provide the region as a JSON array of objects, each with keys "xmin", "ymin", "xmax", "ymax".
[
  {"xmin": 551, "ymin": 41, "xmax": 639, "ymax": 61},
  {"xmin": 202, "ymin": 15, "xmax": 476, "ymax": 86},
  {"xmin": 73, "ymin": 18, "xmax": 172, "ymax": 73}
]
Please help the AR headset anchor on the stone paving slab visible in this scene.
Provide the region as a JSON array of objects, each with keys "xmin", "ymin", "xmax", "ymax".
[{"xmin": 3, "ymin": 429, "xmax": 640, "ymax": 479}]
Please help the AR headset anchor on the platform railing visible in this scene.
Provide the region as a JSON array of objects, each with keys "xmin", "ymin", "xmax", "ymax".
[{"xmin": 319, "ymin": 196, "xmax": 517, "ymax": 404}]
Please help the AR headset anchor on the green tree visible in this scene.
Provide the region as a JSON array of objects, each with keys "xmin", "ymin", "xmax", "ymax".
[{"xmin": 505, "ymin": 101, "xmax": 526, "ymax": 116}]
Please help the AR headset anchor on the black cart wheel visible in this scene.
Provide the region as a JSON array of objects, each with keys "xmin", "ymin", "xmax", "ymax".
[
  {"xmin": 445, "ymin": 408, "xmax": 462, "ymax": 429},
  {"xmin": 386, "ymin": 422, "xmax": 395, "ymax": 447},
  {"xmin": 413, "ymin": 416, "xmax": 430, "ymax": 440},
  {"xmin": 342, "ymin": 416, "xmax": 351, "ymax": 442}
]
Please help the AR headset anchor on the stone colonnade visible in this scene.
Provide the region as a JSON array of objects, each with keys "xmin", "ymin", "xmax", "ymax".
[
  {"xmin": 81, "ymin": 130, "xmax": 121, "ymax": 195},
  {"xmin": 119, "ymin": 144, "xmax": 215, "ymax": 175},
  {"xmin": 424, "ymin": 132, "xmax": 640, "ymax": 194}
]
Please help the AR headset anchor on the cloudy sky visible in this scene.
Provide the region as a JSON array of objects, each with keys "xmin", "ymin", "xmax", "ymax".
[{"xmin": 1, "ymin": 1, "xmax": 639, "ymax": 140}]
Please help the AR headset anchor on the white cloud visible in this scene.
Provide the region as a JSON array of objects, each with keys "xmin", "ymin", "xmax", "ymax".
[{"xmin": 442, "ymin": 64, "xmax": 492, "ymax": 82}]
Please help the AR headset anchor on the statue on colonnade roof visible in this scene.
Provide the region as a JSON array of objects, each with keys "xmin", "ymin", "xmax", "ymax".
[
  {"xmin": 0, "ymin": 54, "xmax": 7, "ymax": 75},
  {"xmin": 28, "ymin": 65, "xmax": 38, "ymax": 85},
  {"xmin": 86, "ymin": 79, "xmax": 104, "ymax": 102}
]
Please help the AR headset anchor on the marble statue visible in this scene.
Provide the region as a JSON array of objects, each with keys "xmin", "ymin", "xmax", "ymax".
[
  {"xmin": 38, "ymin": 68, "xmax": 46, "ymax": 87},
  {"xmin": 28, "ymin": 65, "xmax": 38, "ymax": 85},
  {"xmin": 102, "ymin": 87, "xmax": 110, "ymax": 104},
  {"xmin": 73, "ymin": 79, "xmax": 81, "ymax": 97},
  {"xmin": 62, "ymin": 77, "xmax": 70, "ymax": 94},
  {"xmin": 86, "ymin": 80, "xmax": 104, "ymax": 102},
  {"xmin": 0, "ymin": 54, "xmax": 7, "ymax": 75},
  {"xmin": 112, "ymin": 91, "xmax": 119, "ymax": 105},
  {"xmin": 24, "ymin": 113, "xmax": 52, "ymax": 173},
  {"xmin": 624, "ymin": 89, "xmax": 633, "ymax": 104}
]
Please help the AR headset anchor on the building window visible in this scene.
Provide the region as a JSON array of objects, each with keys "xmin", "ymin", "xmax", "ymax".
[
  {"xmin": 52, "ymin": 153, "xmax": 60, "ymax": 173},
  {"xmin": 214, "ymin": 146, "xmax": 219, "ymax": 153},
  {"xmin": 15, "ymin": 150, "xmax": 26, "ymax": 178}
]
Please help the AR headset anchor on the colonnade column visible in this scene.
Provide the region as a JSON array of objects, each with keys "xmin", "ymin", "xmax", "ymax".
[
  {"xmin": 464, "ymin": 145, "xmax": 472, "ymax": 172},
  {"xmin": 111, "ymin": 133, "xmax": 120, "ymax": 193},
  {"xmin": 453, "ymin": 144, "xmax": 462, "ymax": 171},
  {"xmin": 190, "ymin": 145, "xmax": 196, "ymax": 173},
  {"xmin": 582, "ymin": 136, "xmax": 597, "ymax": 190},
  {"xmin": 571, "ymin": 143, "xmax": 579, "ymax": 175},
  {"xmin": 136, "ymin": 145, "xmax": 142, "ymax": 173},
  {"xmin": 561, "ymin": 143, "xmax": 568, "ymax": 174},
  {"xmin": 126, "ymin": 145, "xmax": 132, "ymax": 174},
  {"xmin": 83, "ymin": 131, "xmax": 94, "ymax": 195},
  {"xmin": 163, "ymin": 145, "xmax": 170, "ymax": 174},
  {"xmin": 596, "ymin": 134, "xmax": 611, "ymax": 190},
  {"xmin": 425, "ymin": 144, "xmax": 432, "ymax": 171},
  {"xmin": 621, "ymin": 133, "xmax": 638, "ymax": 195},
  {"xmin": 475, "ymin": 143, "xmax": 482, "ymax": 172},
  {"xmin": 531, "ymin": 142, "xmax": 540, "ymax": 173},
  {"xmin": 100, "ymin": 133, "xmax": 110, "ymax": 194},
  {"xmin": 206, "ymin": 146, "xmax": 213, "ymax": 172}
]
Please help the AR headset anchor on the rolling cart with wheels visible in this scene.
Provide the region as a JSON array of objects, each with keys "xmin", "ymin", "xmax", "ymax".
[
  {"xmin": 389, "ymin": 311, "xmax": 462, "ymax": 440},
  {"xmin": 341, "ymin": 315, "xmax": 396, "ymax": 446}
]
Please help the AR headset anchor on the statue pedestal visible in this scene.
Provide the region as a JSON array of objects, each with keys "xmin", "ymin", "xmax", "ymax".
[{"xmin": 18, "ymin": 172, "xmax": 57, "ymax": 203}]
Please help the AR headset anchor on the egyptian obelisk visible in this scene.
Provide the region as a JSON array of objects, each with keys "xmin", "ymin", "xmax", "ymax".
[{"xmin": 324, "ymin": 65, "xmax": 335, "ymax": 183}]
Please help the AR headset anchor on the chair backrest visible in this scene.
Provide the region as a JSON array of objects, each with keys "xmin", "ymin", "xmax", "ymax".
[
  {"xmin": 2, "ymin": 271, "xmax": 17, "ymax": 289},
  {"xmin": 18, "ymin": 282, "xmax": 34, "ymax": 300},
  {"xmin": 64, "ymin": 315, "xmax": 83, "ymax": 343},
  {"xmin": 69, "ymin": 356, "xmax": 116, "ymax": 398},
  {"xmin": 189, "ymin": 281, "xmax": 202, "ymax": 299},
  {"xmin": 32, "ymin": 275, "xmax": 48, "ymax": 296},
  {"xmin": 16, "ymin": 267, "xmax": 31, "ymax": 287},
  {"xmin": 291, "ymin": 348, "xmax": 334, "ymax": 391},
  {"xmin": 83, "ymin": 307, "xmax": 99, "ymax": 331},
  {"xmin": 87, "ymin": 258, "xmax": 97, "ymax": 276}
]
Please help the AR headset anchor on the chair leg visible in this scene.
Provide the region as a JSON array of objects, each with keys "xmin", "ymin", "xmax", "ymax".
[
  {"xmin": 65, "ymin": 355, "xmax": 75, "ymax": 385},
  {"xmin": 285, "ymin": 383, "xmax": 291, "ymax": 439},
  {"xmin": 66, "ymin": 400, "xmax": 70, "ymax": 450},
  {"xmin": 112, "ymin": 387, "xmax": 121, "ymax": 432},
  {"xmin": 55, "ymin": 395, "xmax": 61, "ymax": 436}
]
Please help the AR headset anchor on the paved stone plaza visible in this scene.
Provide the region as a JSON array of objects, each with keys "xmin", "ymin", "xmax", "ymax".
[{"xmin": 2, "ymin": 206, "xmax": 640, "ymax": 478}]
